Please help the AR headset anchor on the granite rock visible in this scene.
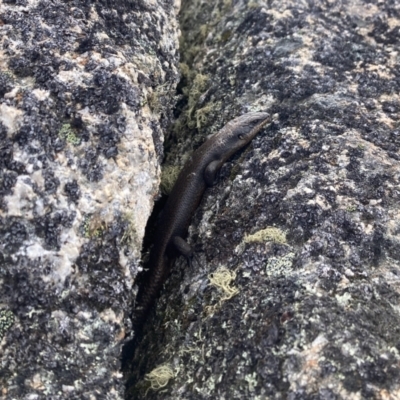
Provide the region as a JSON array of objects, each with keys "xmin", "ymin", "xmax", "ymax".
[
  {"xmin": 0, "ymin": 0, "xmax": 180, "ymax": 398},
  {"xmin": 129, "ymin": 0, "xmax": 400, "ymax": 399}
]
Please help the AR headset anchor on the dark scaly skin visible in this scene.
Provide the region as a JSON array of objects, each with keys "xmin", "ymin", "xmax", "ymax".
[{"xmin": 134, "ymin": 112, "xmax": 271, "ymax": 327}]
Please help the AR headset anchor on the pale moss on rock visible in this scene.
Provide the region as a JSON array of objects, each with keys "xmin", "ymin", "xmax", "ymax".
[
  {"xmin": 0, "ymin": 310, "xmax": 15, "ymax": 341},
  {"xmin": 195, "ymin": 101, "xmax": 221, "ymax": 129},
  {"xmin": 187, "ymin": 73, "xmax": 209, "ymax": 113},
  {"xmin": 244, "ymin": 227, "xmax": 287, "ymax": 245},
  {"xmin": 3, "ymin": 70, "xmax": 14, "ymax": 80},
  {"xmin": 160, "ymin": 165, "xmax": 182, "ymax": 195},
  {"xmin": 146, "ymin": 84, "xmax": 170, "ymax": 113},
  {"xmin": 177, "ymin": 67, "xmax": 211, "ymax": 129}
]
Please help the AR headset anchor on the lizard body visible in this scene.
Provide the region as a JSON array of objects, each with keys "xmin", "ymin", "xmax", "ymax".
[{"xmin": 134, "ymin": 112, "xmax": 270, "ymax": 326}]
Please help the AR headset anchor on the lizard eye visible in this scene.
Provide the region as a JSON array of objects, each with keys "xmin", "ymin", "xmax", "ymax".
[{"xmin": 238, "ymin": 134, "xmax": 245, "ymax": 140}]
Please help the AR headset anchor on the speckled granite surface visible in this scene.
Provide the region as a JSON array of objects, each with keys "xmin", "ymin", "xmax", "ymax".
[
  {"xmin": 0, "ymin": 0, "xmax": 179, "ymax": 398},
  {"xmin": 129, "ymin": 0, "xmax": 400, "ymax": 399}
]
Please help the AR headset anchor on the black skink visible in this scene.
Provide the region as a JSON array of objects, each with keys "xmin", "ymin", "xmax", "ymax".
[{"xmin": 134, "ymin": 112, "xmax": 270, "ymax": 326}]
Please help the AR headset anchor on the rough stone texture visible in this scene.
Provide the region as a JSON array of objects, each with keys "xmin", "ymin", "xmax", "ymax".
[
  {"xmin": 129, "ymin": 0, "xmax": 400, "ymax": 399},
  {"xmin": 0, "ymin": 0, "xmax": 180, "ymax": 398}
]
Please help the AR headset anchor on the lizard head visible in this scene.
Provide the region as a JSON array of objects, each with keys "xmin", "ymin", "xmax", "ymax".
[
  {"xmin": 228, "ymin": 111, "xmax": 270, "ymax": 144},
  {"xmin": 213, "ymin": 111, "xmax": 270, "ymax": 159}
]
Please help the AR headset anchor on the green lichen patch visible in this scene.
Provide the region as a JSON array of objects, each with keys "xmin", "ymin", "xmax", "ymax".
[
  {"xmin": 244, "ymin": 227, "xmax": 287, "ymax": 245},
  {"xmin": 0, "ymin": 310, "xmax": 15, "ymax": 341},
  {"xmin": 1, "ymin": 70, "xmax": 15, "ymax": 84},
  {"xmin": 121, "ymin": 211, "xmax": 138, "ymax": 248},
  {"xmin": 81, "ymin": 214, "xmax": 106, "ymax": 239},
  {"xmin": 59, "ymin": 123, "xmax": 81, "ymax": 146},
  {"xmin": 145, "ymin": 84, "xmax": 171, "ymax": 113},
  {"xmin": 145, "ymin": 90, "xmax": 161, "ymax": 112}
]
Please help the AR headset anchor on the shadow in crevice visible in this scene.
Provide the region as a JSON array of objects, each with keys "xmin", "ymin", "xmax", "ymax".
[
  {"xmin": 121, "ymin": 72, "xmax": 190, "ymax": 398},
  {"xmin": 120, "ymin": 190, "xmax": 167, "ymax": 356}
]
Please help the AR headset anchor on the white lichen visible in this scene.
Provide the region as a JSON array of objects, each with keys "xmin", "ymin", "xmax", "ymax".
[
  {"xmin": 266, "ymin": 253, "xmax": 295, "ymax": 276},
  {"xmin": 0, "ymin": 309, "xmax": 15, "ymax": 341}
]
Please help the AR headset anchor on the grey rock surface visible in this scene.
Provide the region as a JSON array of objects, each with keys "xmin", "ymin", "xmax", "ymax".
[
  {"xmin": 0, "ymin": 0, "xmax": 180, "ymax": 398},
  {"xmin": 129, "ymin": 0, "xmax": 400, "ymax": 399}
]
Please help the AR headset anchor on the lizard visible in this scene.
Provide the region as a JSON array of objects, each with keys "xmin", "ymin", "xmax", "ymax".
[{"xmin": 134, "ymin": 111, "xmax": 271, "ymax": 327}]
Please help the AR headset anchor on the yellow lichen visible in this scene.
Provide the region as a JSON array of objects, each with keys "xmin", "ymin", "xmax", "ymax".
[
  {"xmin": 187, "ymin": 73, "xmax": 209, "ymax": 116},
  {"xmin": 248, "ymin": 0, "xmax": 260, "ymax": 8},
  {"xmin": 199, "ymin": 24, "xmax": 209, "ymax": 40},
  {"xmin": 244, "ymin": 227, "xmax": 287, "ymax": 245},
  {"xmin": 208, "ymin": 266, "xmax": 239, "ymax": 302},
  {"xmin": 144, "ymin": 364, "xmax": 175, "ymax": 391},
  {"xmin": 195, "ymin": 102, "xmax": 219, "ymax": 129}
]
